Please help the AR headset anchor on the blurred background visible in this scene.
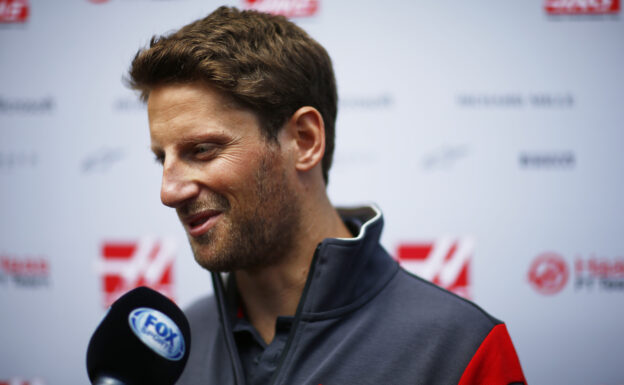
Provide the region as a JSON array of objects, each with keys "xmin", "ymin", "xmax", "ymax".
[{"xmin": 1, "ymin": 0, "xmax": 623, "ymax": 384}]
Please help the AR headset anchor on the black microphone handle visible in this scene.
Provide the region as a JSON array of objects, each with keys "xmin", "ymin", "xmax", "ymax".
[{"xmin": 92, "ymin": 375, "xmax": 128, "ymax": 385}]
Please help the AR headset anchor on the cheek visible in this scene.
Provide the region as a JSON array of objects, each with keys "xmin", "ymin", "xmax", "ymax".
[{"xmin": 200, "ymin": 157, "xmax": 261, "ymax": 200}]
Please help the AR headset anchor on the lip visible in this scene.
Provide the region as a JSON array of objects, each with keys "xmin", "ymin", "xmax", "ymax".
[{"xmin": 182, "ymin": 210, "xmax": 223, "ymax": 238}]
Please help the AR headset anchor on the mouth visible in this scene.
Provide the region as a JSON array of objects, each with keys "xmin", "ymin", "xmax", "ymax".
[{"xmin": 182, "ymin": 210, "xmax": 223, "ymax": 238}]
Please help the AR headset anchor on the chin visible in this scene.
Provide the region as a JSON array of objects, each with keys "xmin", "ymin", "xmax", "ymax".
[
  {"xmin": 194, "ymin": 255, "xmax": 226, "ymax": 272},
  {"xmin": 191, "ymin": 245, "xmax": 233, "ymax": 272}
]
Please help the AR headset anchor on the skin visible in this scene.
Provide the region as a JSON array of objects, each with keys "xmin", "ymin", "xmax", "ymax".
[{"xmin": 148, "ymin": 82, "xmax": 352, "ymax": 343}]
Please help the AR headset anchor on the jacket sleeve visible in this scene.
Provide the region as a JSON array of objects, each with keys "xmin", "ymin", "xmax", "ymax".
[{"xmin": 457, "ymin": 324, "xmax": 527, "ymax": 385}]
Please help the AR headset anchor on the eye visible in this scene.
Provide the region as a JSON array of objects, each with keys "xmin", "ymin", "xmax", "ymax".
[
  {"xmin": 193, "ymin": 143, "xmax": 219, "ymax": 159},
  {"xmin": 153, "ymin": 153, "xmax": 164, "ymax": 165}
]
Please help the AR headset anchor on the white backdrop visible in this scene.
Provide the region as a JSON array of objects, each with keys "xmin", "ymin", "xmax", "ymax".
[{"xmin": 1, "ymin": 0, "xmax": 623, "ymax": 384}]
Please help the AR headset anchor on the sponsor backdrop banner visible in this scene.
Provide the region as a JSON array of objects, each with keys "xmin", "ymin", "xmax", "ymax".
[{"xmin": 1, "ymin": 0, "xmax": 623, "ymax": 384}]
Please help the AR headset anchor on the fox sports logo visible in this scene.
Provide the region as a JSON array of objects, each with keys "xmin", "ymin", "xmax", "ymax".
[{"xmin": 128, "ymin": 307, "xmax": 185, "ymax": 360}]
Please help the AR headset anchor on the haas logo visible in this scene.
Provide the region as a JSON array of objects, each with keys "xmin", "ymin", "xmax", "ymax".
[
  {"xmin": 528, "ymin": 252, "xmax": 569, "ymax": 295},
  {"xmin": 397, "ymin": 237, "xmax": 473, "ymax": 299},
  {"xmin": 0, "ymin": 0, "xmax": 29, "ymax": 23},
  {"xmin": 0, "ymin": 380, "xmax": 45, "ymax": 385},
  {"xmin": 242, "ymin": 0, "xmax": 319, "ymax": 18},
  {"xmin": 97, "ymin": 238, "xmax": 176, "ymax": 308},
  {"xmin": 544, "ymin": 0, "xmax": 620, "ymax": 14}
]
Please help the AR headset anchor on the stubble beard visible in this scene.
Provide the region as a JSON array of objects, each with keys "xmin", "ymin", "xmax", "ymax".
[{"xmin": 182, "ymin": 151, "xmax": 301, "ymax": 272}]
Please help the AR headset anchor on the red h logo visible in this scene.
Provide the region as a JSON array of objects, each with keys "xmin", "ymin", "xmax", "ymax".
[
  {"xmin": 397, "ymin": 237, "xmax": 473, "ymax": 299},
  {"xmin": 98, "ymin": 237, "xmax": 176, "ymax": 307}
]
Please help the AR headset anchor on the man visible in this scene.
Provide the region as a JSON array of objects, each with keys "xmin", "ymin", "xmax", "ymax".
[{"xmin": 128, "ymin": 6, "xmax": 526, "ymax": 385}]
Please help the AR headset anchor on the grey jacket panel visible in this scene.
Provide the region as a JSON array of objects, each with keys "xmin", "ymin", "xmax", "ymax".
[{"xmin": 177, "ymin": 295, "xmax": 231, "ymax": 384}]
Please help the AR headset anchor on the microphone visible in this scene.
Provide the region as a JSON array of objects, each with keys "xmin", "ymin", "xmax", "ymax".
[{"xmin": 86, "ymin": 286, "xmax": 191, "ymax": 385}]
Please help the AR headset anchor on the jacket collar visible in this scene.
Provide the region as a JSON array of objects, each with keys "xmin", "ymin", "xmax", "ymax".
[{"xmin": 297, "ymin": 205, "xmax": 398, "ymax": 319}]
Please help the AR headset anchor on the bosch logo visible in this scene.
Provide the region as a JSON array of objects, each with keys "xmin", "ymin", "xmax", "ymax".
[
  {"xmin": 128, "ymin": 308, "xmax": 185, "ymax": 361},
  {"xmin": 528, "ymin": 252, "xmax": 569, "ymax": 295}
]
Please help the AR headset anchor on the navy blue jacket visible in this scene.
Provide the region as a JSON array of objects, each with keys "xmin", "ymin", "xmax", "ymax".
[{"xmin": 176, "ymin": 206, "xmax": 526, "ymax": 385}]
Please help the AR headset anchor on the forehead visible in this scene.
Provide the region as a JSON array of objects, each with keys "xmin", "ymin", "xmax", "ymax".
[{"xmin": 147, "ymin": 82, "xmax": 262, "ymax": 147}]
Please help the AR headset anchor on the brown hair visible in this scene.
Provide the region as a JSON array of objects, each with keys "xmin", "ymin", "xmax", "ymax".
[{"xmin": 127, "ymin": 6, "xmax": 337, "ymax": 184}]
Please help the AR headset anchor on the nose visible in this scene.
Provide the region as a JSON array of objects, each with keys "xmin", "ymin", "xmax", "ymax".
[{"xmin": 160, "ymin": 158, "xmax": 199, "ymax": 208}]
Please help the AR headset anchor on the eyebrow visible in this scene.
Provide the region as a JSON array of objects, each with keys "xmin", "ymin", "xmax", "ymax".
[
  {"xmin": 150, "ymin": 132, "xmax": 233, "ymax": 153},
  {"xmin": 177, "ymin": 132, "xmax": 230, "ymax": 145}
]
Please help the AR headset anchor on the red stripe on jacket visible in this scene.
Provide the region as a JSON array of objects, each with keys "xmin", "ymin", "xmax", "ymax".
[{"xmin": 458, "ymin": 324, "xmax": 526, "ymax": 385}]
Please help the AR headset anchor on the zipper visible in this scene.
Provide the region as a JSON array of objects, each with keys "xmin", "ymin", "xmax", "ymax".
[{"xmin": 267, "ymin": 245, "xmax": 321, "ymax": 385}]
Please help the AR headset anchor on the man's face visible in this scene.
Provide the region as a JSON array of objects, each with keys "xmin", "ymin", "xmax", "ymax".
[{"xmin": 148, "ymin": 83, "xmax": 301, "ymax": 272}]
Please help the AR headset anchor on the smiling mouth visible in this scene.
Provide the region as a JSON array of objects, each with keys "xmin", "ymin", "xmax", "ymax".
[
  {"xmin": 183, "ymin": 210, "xmax": 223, "ymax": 237},
  {"xmin": 189, "ymin": 216, "xmax": 208, "ymax": 227}
]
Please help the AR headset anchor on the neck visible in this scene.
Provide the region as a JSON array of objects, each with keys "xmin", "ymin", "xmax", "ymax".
[{"xmin": 234, "ymin": 191, "xmax": 351, "ymax": 344}]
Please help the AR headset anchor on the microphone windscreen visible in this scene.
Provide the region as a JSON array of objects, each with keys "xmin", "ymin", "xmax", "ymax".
[{"xmin": 86, "ymin": 286, "xmax": 191, "ymax": 385}]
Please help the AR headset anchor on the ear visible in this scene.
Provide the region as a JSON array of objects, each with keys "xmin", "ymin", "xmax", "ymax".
[{"xmin": 284, "ymin": 106, "xmax": 326, "ymax": 173}]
